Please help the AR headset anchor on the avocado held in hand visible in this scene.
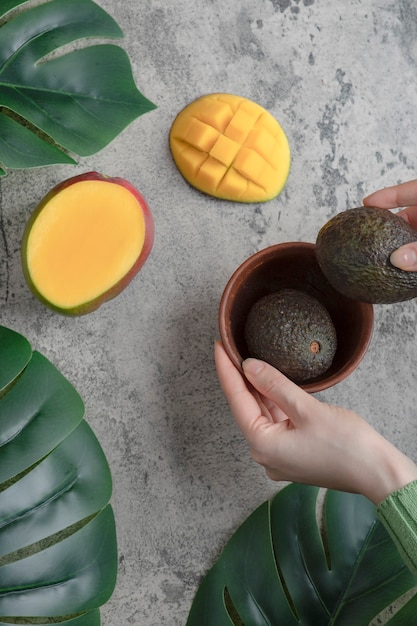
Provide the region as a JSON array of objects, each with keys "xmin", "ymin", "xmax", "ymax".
[
  {"xmin": 244, "ymin": 289, "xmax": 337, "ymax": 384},
  {"xmin": 315, "ymin": 206, "xmax": 417, "ymax": 304}
]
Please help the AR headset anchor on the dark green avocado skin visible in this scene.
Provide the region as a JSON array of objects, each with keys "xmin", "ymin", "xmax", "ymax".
[
  {"xmin": 244, "ymin": 289, "xmax": 337, "ymax": 384},
  {"xmin": 315, "ymin": 206, "xmax": 417, "ymax": 304}
]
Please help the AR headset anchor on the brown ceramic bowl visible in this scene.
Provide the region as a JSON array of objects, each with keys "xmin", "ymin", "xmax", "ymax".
[{"xmin": 218, "ymin": 242, "xmax": 374, "ymax": 393}]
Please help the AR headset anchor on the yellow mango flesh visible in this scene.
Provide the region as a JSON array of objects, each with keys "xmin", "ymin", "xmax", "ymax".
[
  {"xmin": 25, "ymin": 180, "xmax": 146, "ymax": 309},
  {"xmin": 169, "ymin": 93, "xmax": 291, "ymax": 202}
]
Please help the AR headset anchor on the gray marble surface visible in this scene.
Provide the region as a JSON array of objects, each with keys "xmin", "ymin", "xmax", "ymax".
[{"xmin": 2, "ymin": 1, "xmax": 417, "ymax": 624}]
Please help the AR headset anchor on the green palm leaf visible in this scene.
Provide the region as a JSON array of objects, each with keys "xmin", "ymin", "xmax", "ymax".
[
  {"xmin": 0, "ymin": 326, "xmax": 117, "ymax": 623},
  {"xmin": 0, "ymin": 0, "xmax": 156, "ymax": 175},
  {"xmin": 0, "ymin": 325, "xmax": 31, "ymax": 392},
  {"xmin": 0, "ymin": 617, "xmax": 101, "ymax": 626},
  {"xmin": 187, "ymin": 483, "xmax": 417, "ymax": 625}
]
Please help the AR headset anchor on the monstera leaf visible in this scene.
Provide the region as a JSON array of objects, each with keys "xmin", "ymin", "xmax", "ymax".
[
  {"xmin": 0, "ymin": 326, "xmax": 117, "ymax": 624},
  {"xmin": 187, "ymin": 483, "xmax": 417, "ymax": 625},
  {"xmin": 0, "ymin": 0, "xmax": 156, "ymax": 175}
]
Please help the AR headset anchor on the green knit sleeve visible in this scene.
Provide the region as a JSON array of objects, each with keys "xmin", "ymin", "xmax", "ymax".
[{"xmin": 377, "ymin": 480, "xmax": 417, "ymax": 577}]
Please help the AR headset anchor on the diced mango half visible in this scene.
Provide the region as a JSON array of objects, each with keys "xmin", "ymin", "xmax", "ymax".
[{"xmin": 169, "ymin": 93, "xmax": 291, "ymax": 202}]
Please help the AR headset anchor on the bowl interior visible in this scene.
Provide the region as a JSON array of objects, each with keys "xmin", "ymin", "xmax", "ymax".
[{"xmin": 219, "ymin": 242, "xmax": 374, "ymax": 393}]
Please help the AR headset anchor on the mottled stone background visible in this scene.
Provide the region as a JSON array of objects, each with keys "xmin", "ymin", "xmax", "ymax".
[{"xmin": 1, "ymin": 0, "xmax": 417, "ymax": 624}]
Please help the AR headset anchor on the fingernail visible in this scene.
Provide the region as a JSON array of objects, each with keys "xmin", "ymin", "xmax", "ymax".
[
  {"xmin": 390, "ymin": 245, "xmax": 417, "ymax": 270},
  {"xmin": 242, "ymin": 358, "xmax": 265, "ymax": 375}
]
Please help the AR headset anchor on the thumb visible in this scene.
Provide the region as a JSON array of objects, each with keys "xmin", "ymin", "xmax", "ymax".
[
  {"xmin": 390, "ymin": 243, "xmax": 417, "ymax": 271},
  {"xmin": 242, "ymin": 358, "xmax": 317, "ymax": 422}
]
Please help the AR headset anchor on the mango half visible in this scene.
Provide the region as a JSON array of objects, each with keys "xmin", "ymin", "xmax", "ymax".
[
  {"xmin": 21, "ymin": 172, "xmax": 154, "ymax": 315},
  {"xmin": 169, "ymin": 93, "xmax": 291, "ymax": 202}
]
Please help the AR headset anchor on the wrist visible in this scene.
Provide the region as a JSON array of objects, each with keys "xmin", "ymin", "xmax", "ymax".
[{"xmin": 361, "ymin": 435, "xmax": 417, "ymax": 505}]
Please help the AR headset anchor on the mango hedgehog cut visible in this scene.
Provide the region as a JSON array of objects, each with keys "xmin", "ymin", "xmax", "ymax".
[{"xmin": 169, "ymin": 93, "xmax": 291, "ymax": 203}]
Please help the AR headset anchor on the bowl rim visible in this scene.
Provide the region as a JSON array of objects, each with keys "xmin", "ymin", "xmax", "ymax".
[{"xmin": 218, "ymin": 241, "xmax": 374, "ymax": 393}]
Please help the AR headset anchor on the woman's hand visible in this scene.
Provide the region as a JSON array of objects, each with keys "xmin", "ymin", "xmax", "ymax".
[
  {"xmin": 215, "ymin": 342, "xmax": 417, "ymax": 504},
  {"xmin": 364, "ymin": 180, "xmax": 417, "ymax": 270}
]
